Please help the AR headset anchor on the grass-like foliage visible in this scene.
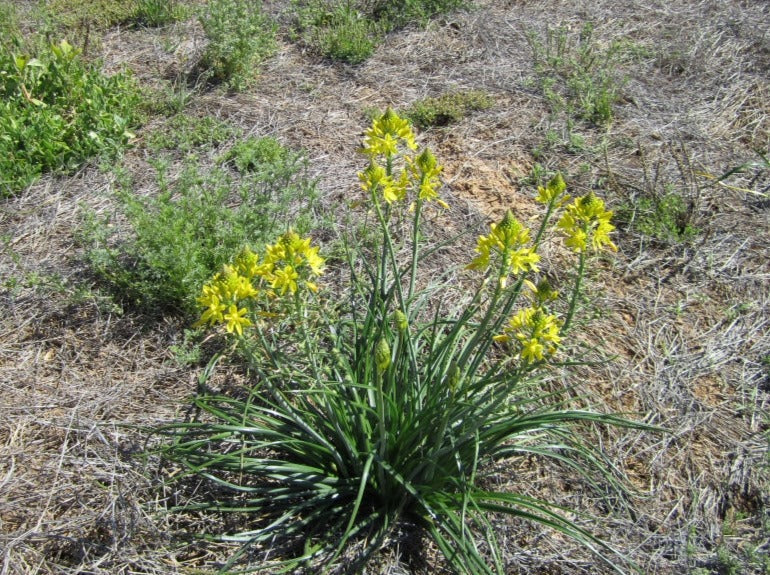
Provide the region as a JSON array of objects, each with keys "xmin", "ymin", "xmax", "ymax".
[
  {"xmin": 198, "ymin": 0, "xmax": 277, "ymax": 91},
  {"xmin": 294, "ymin": 1, "xmax": 384, "ymax": 64},
  {"xmin": 405, "ymin": 89, "xmax": 494, "ymax": 128},
  {"xmin": 83, "ymin": 135, "xmax": 317, "ymax": 314},
  {"xmin": 134, "ymin": 0, "xmax": 185, "ymax": 27},
  {"xmin": 0, "ymin": 39, "xmax": 140, "ymax": 196},
  {"xmin": 156, "ymin": 110, "xmax": 647, "ymax": 573},
  {"xmin": 293, "ymin": 0, "xmax": 468, "ymax": 64}
]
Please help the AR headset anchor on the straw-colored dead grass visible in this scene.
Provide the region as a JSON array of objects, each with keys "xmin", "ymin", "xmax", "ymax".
[{"xmin": 1, "ymin": 0, "xmax": 768, "ymax": 573}]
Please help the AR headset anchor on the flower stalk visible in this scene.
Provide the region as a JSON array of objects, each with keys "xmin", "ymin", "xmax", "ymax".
[{"xmin": 165, "ymin": 109, "xmax": 646, "ymax": 575}]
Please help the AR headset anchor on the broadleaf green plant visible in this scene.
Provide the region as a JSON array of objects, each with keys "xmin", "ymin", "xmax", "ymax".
[
  {"xmin": 0, "ymin": 39, "xmax": 140, "ymax": 196},
  {"xmin": 156, "ymin": 109, "xmax": 652, "ymax": 573}
]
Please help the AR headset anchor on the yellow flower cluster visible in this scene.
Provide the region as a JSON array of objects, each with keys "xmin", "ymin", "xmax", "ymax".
[
  {"xmin": 467, "ymin": 210, "xmax": 540, "ymax": 286},
  {"xmin": 494, "ymin": 307, "xmax": 562, "ymax": 363},
  {"xmin": 195, "ymin": 232, "xmax": 325, "ymax": 335},
  {"xmin": 362, "ymin": 107, "xmax": 417, "ymax": 158},
  {"xmin": 535, "ymin": 172, "xmax": 568, "ymax": 205},
  {"xmin": 358, "ymin": 108, "xmax": 447, "ymax": 208},
  {"xmin": 260, "ymin": 231, "xmax": 325, "ymax": 295},
  {"xmin": 196, "ymin": 264, "xmax": 257, "ymax": 335},
  {"xmin": 557, "ymin": 193, "xmax": 617, "ymax": 253}
]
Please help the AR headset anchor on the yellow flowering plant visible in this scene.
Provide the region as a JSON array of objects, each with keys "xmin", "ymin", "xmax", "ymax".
[{"xmin": 158, "ymin": 110, "xmax": 650, "ymax": 575}]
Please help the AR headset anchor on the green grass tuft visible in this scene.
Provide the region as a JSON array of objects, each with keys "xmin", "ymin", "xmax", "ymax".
[{"xmin": 405, "ymin": 90, "xmax": 494, "ymax": 129}]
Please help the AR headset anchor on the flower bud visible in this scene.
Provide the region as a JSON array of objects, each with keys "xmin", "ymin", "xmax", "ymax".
[
  {"xmin": 394, "ymin": 310, "xmax": 408, "ymax": 332},
  {"xmin": 375, "ymin": 338, "xmax": 391, "ymax": 372},
  {"xmin": 446, "ymin": 361, "xmax": 461, "ymax": 394}
]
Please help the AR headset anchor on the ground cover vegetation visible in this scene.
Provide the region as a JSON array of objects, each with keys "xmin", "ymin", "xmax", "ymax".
[{"xmin": 1, "ymin": 0, "xmax": 769, "ymax": 574}]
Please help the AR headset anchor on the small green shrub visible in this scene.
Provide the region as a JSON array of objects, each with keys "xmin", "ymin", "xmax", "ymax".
[
  {"xmin": 405, "ymin": 89, "xmax": 494, "ymax": 128},
  {"xmin": 370, "ymin": 0, "xmax": 468, "ymax": 29},
  {"xmin": 622, "ymin": 192, "xmax": 699, "ymax": 243},
  {"xmin": 156, "ymin": 110, "xmax": 650, "ymax": 573},
  {"xmin": 612, "ymin": 143, "xmax": 702, "ymax": 244},
  {"xmin": 0, "ymin": 40, "xmax": 140, "ymax": 196},
  {"xmin": 528, "ymin": 22, "xmax": 628, "ymax": 126},
  {"xmin": 198, "ymin": 0, "xmax": 277, "ymax": 90},
  {"xmin": 83, "ymin": 136, "xmax": 318, "ymax": 314},
  {"xmin": 293, "ymin": 1, "xmax": 382, "ymax": 64}
]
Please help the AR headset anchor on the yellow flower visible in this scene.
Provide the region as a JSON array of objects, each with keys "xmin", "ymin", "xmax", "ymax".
[
  {"xmin": 507, "ymin": 247, "xmax": 540, "ymax": 276},
  {"xmin": 264, "ymin": 241, "xmax": 287, "ymax": 266},
  {"xmin": 195, "ymin": 288, "xmax": 227, "ymax": 327},
  {"xmin": 362, "ymin": 108, "xmax": 417, "ymax": 158},
  {"xmin": 535, "ymin": 173, "xmax": 568, "ymax": 204},
  {"xmin": 359, "ymin": 162, "xmax": 405, "ymax": 203},
  {"xmin": 412, "ymin": 148, "xmax": 445, "ymax": 205},
  {"xmin": 496, "ymin": 307, "xmax": 562, "ymax": 363},
  {"xmin": 223, "ymin": 303, "xmax": 251, "ymax": 336},
  {"xmin": 234, "ymin": 247, "xmax": 260, "ymax": 279},
  {"xmin": 558, "ymin": 193, "xmax": 617, "ymax": 253},
  {"xmin": 304, "ymin": 246, "xmax": 325, "ymax": 276},
  {"xmin": 521, "ymin": 338, "xmax": 545, "ymax": 363},
  {"xmin": 466, "ymin": 230, "xmax": 502, "ymax": 271},
  {"xmin": 271, "ymin": 265, "xmax": 299, "ymax": 295},
  {"xmin": 220, "ymin": 265, "xmax": 258, "ymax": 301},
  {"xmin": 467, "ymin": 211, "xmax": 539, "ymax": 279},
  {"xmin": 259, "ymin": 232, "xmax": 326, "ymax": 296}
]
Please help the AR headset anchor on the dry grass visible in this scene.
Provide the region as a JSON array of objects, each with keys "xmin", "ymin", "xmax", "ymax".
[{"xmin": 1, "ymin": 0, "xmax": 769, "ymax": 573}]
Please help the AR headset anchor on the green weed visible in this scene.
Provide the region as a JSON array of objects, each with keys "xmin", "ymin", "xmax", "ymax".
[
  {"xmin": 292, "ymin": 1, "xmax": 382, "ymax": 64},
  {"xmin": 370, "ymin": 0, "xmax": 468, "ymax": 30},
  {"xmin": 612, "ymin": 143, "xmax": 702, "ymax": 244},
  {"xmin": 0, "ymin": 2, "xmax": 23, "ymax": 51},
  {"xmin": 197, "ymin": 0, "xmax": 277, "ymax": 90},
  {"xmin": 82, "ymin": 134, "xmax": 318, "ymax": 314},
  {"xmin": 146, "ymin": 114, "xmax": 236, "ymax": 154},
  {"xmin": 0, "ymin": 40, "xmax": 141, "ymax": 196},
  {"xmin": 44, "ymin": 0, "xmax": 138, "ymax": 33},
  {"xmin": 404, "ymin": 89, "xmax": 494, "ymax": 128},
  {"xmin": 134, "ymin": 0, "xmax": 185, "ymax": 27},
  {"xmin": 527, "ymin": 22, "xmax": 629, "ymax": 126},
  {"xmin": 292, "ymin": 0, "xmax": 468, "ymax": 64},
  {"xmin": 630, "ymin": 192, "xmax": 699, "ymax": 243}
]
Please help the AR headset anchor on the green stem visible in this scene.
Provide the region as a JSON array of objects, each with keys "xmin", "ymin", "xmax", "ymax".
[
  {"xmin": 408, "ymin": 198, "xmax": 423, "ymax": 303},
  {"xmin": 563, "ymin": 248, "xmax": 586, "ymax": 333},
  {"xmin": 532, "ymin": 196, "xmax": 558, "ymax": 249},
  {"xmin": 294, "ymin": 290, "xmax": 322, "ymax": 385},
  {"xmin": 375, "ymin": 367, "xmax": 387, "ymax": 487}
]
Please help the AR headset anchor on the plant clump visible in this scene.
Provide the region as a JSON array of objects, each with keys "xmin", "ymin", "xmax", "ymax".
[
  {"xmin": 0, "ymin": 39, "xmax": 140, "ymax": 196},
  {"xmin": 82, "ymin": 132, "xmax": 318, "ymax": 314},
  {"xmin": 197, "ymin": 0, "xmax": 277, "ymax": 90},
  {"xmin": 405, "ymin": 90, "xmax": 494, "ymax": 128},
  {"xmin": 293, "ymin": 0, "xmax": 469, "ymax": 64},
  {"xmin": 156, "ymin": 110, "xmax": 648, "ymax": 574}
]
